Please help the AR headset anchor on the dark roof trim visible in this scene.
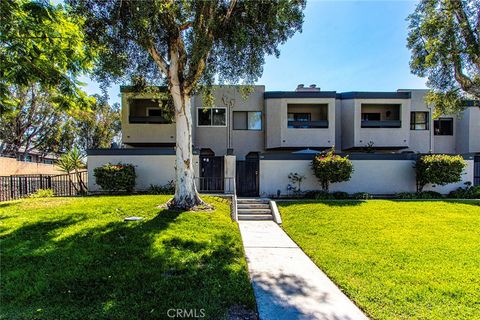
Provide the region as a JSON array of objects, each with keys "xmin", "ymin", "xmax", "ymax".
[
  {"xmin": 260, "ymin": 152, "xmax": 475, "ymax": 161},
  {"xmin": 264, "ymin": 91, "xmax": 337, "ymax": 99},
  {"xmin": 87, "ymin": 148, "xmax": 176, "ymax": 156},
  {"xmin": 337, "ymin": 92, "xmax": 411, "ymax": 99}
]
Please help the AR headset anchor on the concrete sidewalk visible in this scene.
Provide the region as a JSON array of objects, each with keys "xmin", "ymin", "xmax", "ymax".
[{"xmin": 238, "ymin": 221, "xmax": 368, "ymax": 320}]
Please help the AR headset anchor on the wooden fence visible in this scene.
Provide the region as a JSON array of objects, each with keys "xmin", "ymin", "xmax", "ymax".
[{"xmin": 0, "ymin": 171, "xmax": 88, "ymax": 202}]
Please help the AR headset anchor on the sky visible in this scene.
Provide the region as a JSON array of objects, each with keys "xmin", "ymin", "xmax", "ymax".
[{"xmin": 80, "ymin": 0, "xmax": 427, "ymax": 105}]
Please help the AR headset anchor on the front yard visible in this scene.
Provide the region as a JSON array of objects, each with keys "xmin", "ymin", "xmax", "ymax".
[
  {"xmin": 279, "ymin": 200, "xmax": 480, "ymax": 320},
  {"xmin": 0, "ymin": 195, "xmax": 255, "ymax": 319}
]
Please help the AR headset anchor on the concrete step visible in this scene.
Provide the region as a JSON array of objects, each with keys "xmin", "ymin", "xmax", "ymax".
[
  {"xmin": 238, "ymin": 208, "xmax": 272, "ymax": 214},
  {"xmin": 237, "ymin": 198, "xmax": 270, "ymax": 204},
  {"xmin": 238, "ymin": 214, "xmax": 273, "ymax": 221},
  {"xmin": 237, "ymin": 203, "xmax": 270, "ymax": 209}
]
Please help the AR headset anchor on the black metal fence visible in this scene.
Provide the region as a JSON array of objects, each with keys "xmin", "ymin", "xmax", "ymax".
[{"xmin": 0, "ymin": 171, "xmax": 88, "ymax": 202}]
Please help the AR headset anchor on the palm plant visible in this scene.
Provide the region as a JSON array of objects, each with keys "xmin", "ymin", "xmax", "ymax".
[{"xmin": 56, "ymin": 148, "xmax": 87, "ymax": 194}]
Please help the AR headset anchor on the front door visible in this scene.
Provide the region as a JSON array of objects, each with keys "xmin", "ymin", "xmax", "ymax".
[
  {"xmin": 199, "ymin": 156, "xmax": 224, "ymax": 192},
  {"xmin": 236, "ymin": 159, "xmax": 259, "ymax": 197}
]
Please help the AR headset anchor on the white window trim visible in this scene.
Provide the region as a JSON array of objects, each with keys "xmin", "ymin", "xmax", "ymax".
[{"xmin": 196, "ymin": 107, "xmax": 227, "ymax": 127}]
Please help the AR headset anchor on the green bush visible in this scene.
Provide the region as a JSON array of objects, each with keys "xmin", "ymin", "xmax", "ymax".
[
  {"xmin": 147, "ymin": 181, "xmax": 175, "ymax": 195},
  {"xmin": 415, "ymin": 154, "xmax": 467, "ymax": 192},
  {"xmin": 396, "ymin": 191, "xmax": 443, "ymax": 199},
  {"xmin": 331, "ymin": 191, "xmax": 349, "ymax": 199},
  {"xmin": 312, "ymin": 148, "xmax": 353, "ymax": 191},
  {"xmin": 29, "ymin": 188, "xmax": 54, "ymax": 198},
  {"xmin": 353, "ymin": 192, "xmax": 372, "ymax": 200},
  {"xmin": 94, "ymin": 163, "xmax": 136, "ymax": 193},
  {"xmin": 304, "ymin": 190, "xmax": 334, "ymax": 200},
  {"xmin": 448, "ymin": 183, "xmax": 480, "ymax": 199}
]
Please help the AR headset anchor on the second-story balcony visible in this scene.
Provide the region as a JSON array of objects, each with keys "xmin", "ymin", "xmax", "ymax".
[
  {"xmin": 361, "ymin": 120, "xmax": 401, "ymax": 128},
  {"xmin": 288, "ymin": 120, "xmax": 329, "ymax": 128},
  {"xmin": 129, "ymin": 116, "xmax": 171, "ymax": 124},
  {"xmin": 287, "ymin": 103, "xmax": 329, "ymax": 129},
  {"xmin": 360, "ymin": 104, "xmax": 401, "ymax": 128}
]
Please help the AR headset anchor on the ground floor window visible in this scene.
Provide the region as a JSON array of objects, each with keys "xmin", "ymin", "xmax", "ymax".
[
  {"xmin": 410, "ymin": 112, "xmax": 429, "ymax": 130},
  {"xmin": 434, "ymin": 118, "xmax": 453, "ymax": 135}
]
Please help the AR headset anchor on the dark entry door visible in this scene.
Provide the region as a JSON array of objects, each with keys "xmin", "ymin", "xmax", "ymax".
[
  {"xmin": 475, "ymin": 155, "xmax": 480, "ymax": 186},
  {"xmin": 199, "ymin": 156, "xmax": 224, "ymax": 192},
  {"xmin": 236, "ymin": 160, "xmax": 259, "ymax": 197}
]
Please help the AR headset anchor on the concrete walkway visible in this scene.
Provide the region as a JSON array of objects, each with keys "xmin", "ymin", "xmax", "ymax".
[{"xmin": 238, "ymin": 221, "xmax": 368, "ymax": 320}]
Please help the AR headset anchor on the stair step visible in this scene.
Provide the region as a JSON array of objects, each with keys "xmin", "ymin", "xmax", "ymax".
[
  {"xmin": 237, "ymin": 203, "xmax": 270, "ymax": 209},
  {"xmin": 238, "ymin": 214, "xmax": 273, "ymax": 221},
  {"xmin": 238, "ymin": 208, "xmax": 272, "ymax": 214},
  {"xmin": 237, "ymin": 198, "xmax": 270, "ymax": 204}
]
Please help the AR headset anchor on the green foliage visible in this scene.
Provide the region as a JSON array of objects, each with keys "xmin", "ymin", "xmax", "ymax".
[
  {"xmin": 407, "ymin": 0, "xmax": 480, "ymax": 115},
  {"xmin": 396, "ymin": 191, "xmax": 443, "ymax": 199},
  {"xmin": 0, "ymin": 196, "xmax": 255, "ymax": 319},
  {"xmin": 279, "ymin": 200, "xmax": 480, "ymax": 319},
  {"xmin": 56, "ymin": 148, "xmax": 85, "ymax": 173},
  {"xmin": 352, "ymin": 192, "xmax": 373, "ymax": 200},
  {"xmin": 94, "ymin": 163, "xmax": 136, "ymax": 193},
  {"xmin": 147, "ymin": 181, "xmax": 175, "ymax": 195},
  {"xmin": 29, "ymin": 188, "xmax": 54, "ymax": 198},
  {"xmin": 0, "ymin": 0, "xmax": 96, "ymax": 110},
  {"xmin": 448, "ymin": 182, "xmax": 480, "ymax": 199},
  {"xmin": 331, "ymin": 191, "xmax": 350, "ymax": 199},
  {"xmin": 415, "ymin": 154, "xmax": 467, "ymax": 192},
  {"xmin": 312, "ymin": 148, "xmax": 353, "ymax": 191}
]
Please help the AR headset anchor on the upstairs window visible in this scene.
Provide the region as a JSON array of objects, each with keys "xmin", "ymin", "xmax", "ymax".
[
  {"xmin": 233, "ymin": 111, "xmax": 262, "ymax": 130},
  {"xmin": 361, "ymin": 113, "xmax": 381, "ymax": 121},
  {"xmin": 197, "ymin": 108, "xmax": 226, "ymax": 126},
  {"xmin": 434, "ymin": 118, "xmax": 453, "ymax": 135},
  {"xmin": 410, "ymin": 112, "xmax": 429, "ymax": 130}
]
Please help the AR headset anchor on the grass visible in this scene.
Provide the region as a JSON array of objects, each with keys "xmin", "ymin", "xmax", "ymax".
[
  {"xmin": 0, "ymin": 195, "xmax": 255, "ymax": 319},
  {"xmin": 278, "ymin": 200, "xmax": 480, "ymax": 320}
]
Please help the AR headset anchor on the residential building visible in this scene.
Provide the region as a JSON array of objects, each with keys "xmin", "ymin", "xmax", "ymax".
[{"xmin": 88, "ymin": 85, "xmax": 480, "ymax": 196}]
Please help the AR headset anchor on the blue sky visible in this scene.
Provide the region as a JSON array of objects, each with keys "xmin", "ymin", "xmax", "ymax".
[{"xmin": 80, "ymin": 0, "xmax": 427, "ymax": 105}]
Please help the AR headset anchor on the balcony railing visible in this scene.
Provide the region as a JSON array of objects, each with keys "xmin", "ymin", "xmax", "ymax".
[
  {"xmin": 288, "ymin": 120, "xmax": 329, "ymax": 128},
  {"xmin": 129, "ymin": 116, "xmax": 171, "ymax": 124},
  {"xmin": 361, "ymin": 120, "xmax": 401, "ymax": 128}
]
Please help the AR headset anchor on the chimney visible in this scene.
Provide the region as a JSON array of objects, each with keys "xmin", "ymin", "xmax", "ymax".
[{"xmin": 296, "ymin": 84, "xmax": 305, "ymax": 91}]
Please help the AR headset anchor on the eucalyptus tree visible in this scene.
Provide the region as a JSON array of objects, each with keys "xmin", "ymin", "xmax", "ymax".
[
  {"xmin": 68, "ymin": 0, "xmax": 306, "ymax": 209},
  {"xmin": 407, "ymin": 0, "xmax": 480, "ymax": 115}
]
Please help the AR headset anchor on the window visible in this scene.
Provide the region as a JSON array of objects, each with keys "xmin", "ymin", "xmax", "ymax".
[
  {"xmin": 361, "ymin": 113, "xmax": 381, "ymax": 121},
  {"xmin": 233, "ymin": 111, "xmax": 262, "ymax": 130},
  {"xmin": 434, "ymin": 118, "xmax": 453, "ymax": 135},
  {"xmin": 288, "ymin": 113, "xmax": 310, "ymax": 122},
  {"xmin": 197, "ymin": 108, "xmax": 226, "ymax": 126},
  {"xmin": 147, "ymin": 107, "xmax": 163, "ymax": 117},
  {"xmin": 410, "ymin": 112, "xmax": 429, "ymax": 130}
]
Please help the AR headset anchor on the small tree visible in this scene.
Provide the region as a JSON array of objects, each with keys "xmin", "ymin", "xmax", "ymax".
[
  {"xmin": 312, "ymin": 148, "xmax": 353, "ymax": 192},
  {"xmin": 57, "ymin": 148, "xmax": 87, "ymax": 194},
  {"xmin": 415, "ymin": 154, "xmax": 467, "ymax": 192}
]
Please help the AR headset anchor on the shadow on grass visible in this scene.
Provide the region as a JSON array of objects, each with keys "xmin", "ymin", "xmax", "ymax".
[
  {"xmin": 278, "ymin": 199, "xmax": 365, "ymax": 208},
  {"xmin": 1, "ymin": 207, "xmax": 255, "ymax": 319}
]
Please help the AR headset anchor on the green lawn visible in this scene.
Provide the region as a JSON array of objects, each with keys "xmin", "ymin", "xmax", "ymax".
[
  {"xmin": 278, "ymin": 200, "xmax": 480, "ymax": 320},
  {"xmin": 0, "ymin": 195, "xmax": 255, "ymax": 319}
]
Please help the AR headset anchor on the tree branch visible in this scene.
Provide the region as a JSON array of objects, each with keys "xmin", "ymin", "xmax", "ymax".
[{"xmin": 146, "ymin": 41, "xmax": 169, "ymax": 76}]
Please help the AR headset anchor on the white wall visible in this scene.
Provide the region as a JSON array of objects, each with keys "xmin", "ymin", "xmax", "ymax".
[
  {"xmin": 259, "ymin": 159, "xmax": 474, "ymax": 196},
  {"xmin": 88, "ymin": 155, "xmax": 200, "ymax": 192}
]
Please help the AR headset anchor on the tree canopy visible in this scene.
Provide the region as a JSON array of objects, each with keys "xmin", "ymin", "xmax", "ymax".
[
  {"xmin": 0, "ymin": 0, "xmax": 95, "ymax": 109},
  {"xmin": 407, "ymin": 0, "xmax": 480, "ymax": 115}
]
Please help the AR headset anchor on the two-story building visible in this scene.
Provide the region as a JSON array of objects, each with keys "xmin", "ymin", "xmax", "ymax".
[{"xmin": 88, "ymin": 84, "xmax": 480, "ymax": 196}]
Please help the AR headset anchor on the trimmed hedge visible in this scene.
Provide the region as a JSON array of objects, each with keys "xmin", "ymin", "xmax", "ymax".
[
  {"xmin": 312, "ymin": 148, "xmax": 353, "ymax": 191},
  {"xmin": 94, "ymin": 163, "xmax": 136, "ymax": 193}
]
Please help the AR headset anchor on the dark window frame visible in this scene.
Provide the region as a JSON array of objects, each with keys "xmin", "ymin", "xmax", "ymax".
[
  {"xmin": 434, "ymin": 118, "xmax": 453, "ymax": 136},
  {"xmin": 233, "ymin": 111, "xmax": 262, "ymax": 131},
  {"xmin": 197, "ymin": 107, "xmax": 227, "ymax": 127},
  {"xmin": 361, "ymin": 113, "xmax": 381, "ymax": 121},
  {"xmin": 410, "ymin": 111, "xmax": 429, "ymax": 130}
]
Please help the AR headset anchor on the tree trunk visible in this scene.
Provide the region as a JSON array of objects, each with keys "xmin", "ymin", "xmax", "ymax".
[{"xmin": 168, "ymin": 86, "xmax": 205, "ymax": 210}]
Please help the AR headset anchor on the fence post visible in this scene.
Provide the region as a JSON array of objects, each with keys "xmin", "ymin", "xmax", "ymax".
[
  {"xmin": 10, "ymin": 176, "xmax": 14, "ymax": 200},
  {"xmin": 40, "ymin": 174, "xmax": 43, "ymax": 189}
]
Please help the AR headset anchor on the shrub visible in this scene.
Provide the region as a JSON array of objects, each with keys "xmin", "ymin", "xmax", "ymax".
[
  {"xmin": 331, "ymin": 191, "xmax": 349, "ymax": 199},
  {"xmin": 396, "ymin": 191, "xmax": 443, "ymax": 199},
  {"xmin": 353, "ymin": 192, "xmax": 372, "ymax": 200},
  {"xmin": 94, "ymin": 163, "xmax": 136, "ymax": 193},
  {"xmin": 303, "ymin": 190, "xmax": 334, "ymax": 200},
  {"xmin": 312, "ymin": 148, "xmax": 353, "ymax": 191},
  {"xmin": 448, "ymin": 182, "xmax": 480, "ymax": 199},
  {"xmin": 415, "ymin": 154, "xmax": 467, "ymax": 192},
  {"xmin": 147, "ymin": 181, "xmax": 175, "ymax": 195},
  {"xmin": 29, "ymin": 188, "xmax": 54, "ymax": 198}
]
